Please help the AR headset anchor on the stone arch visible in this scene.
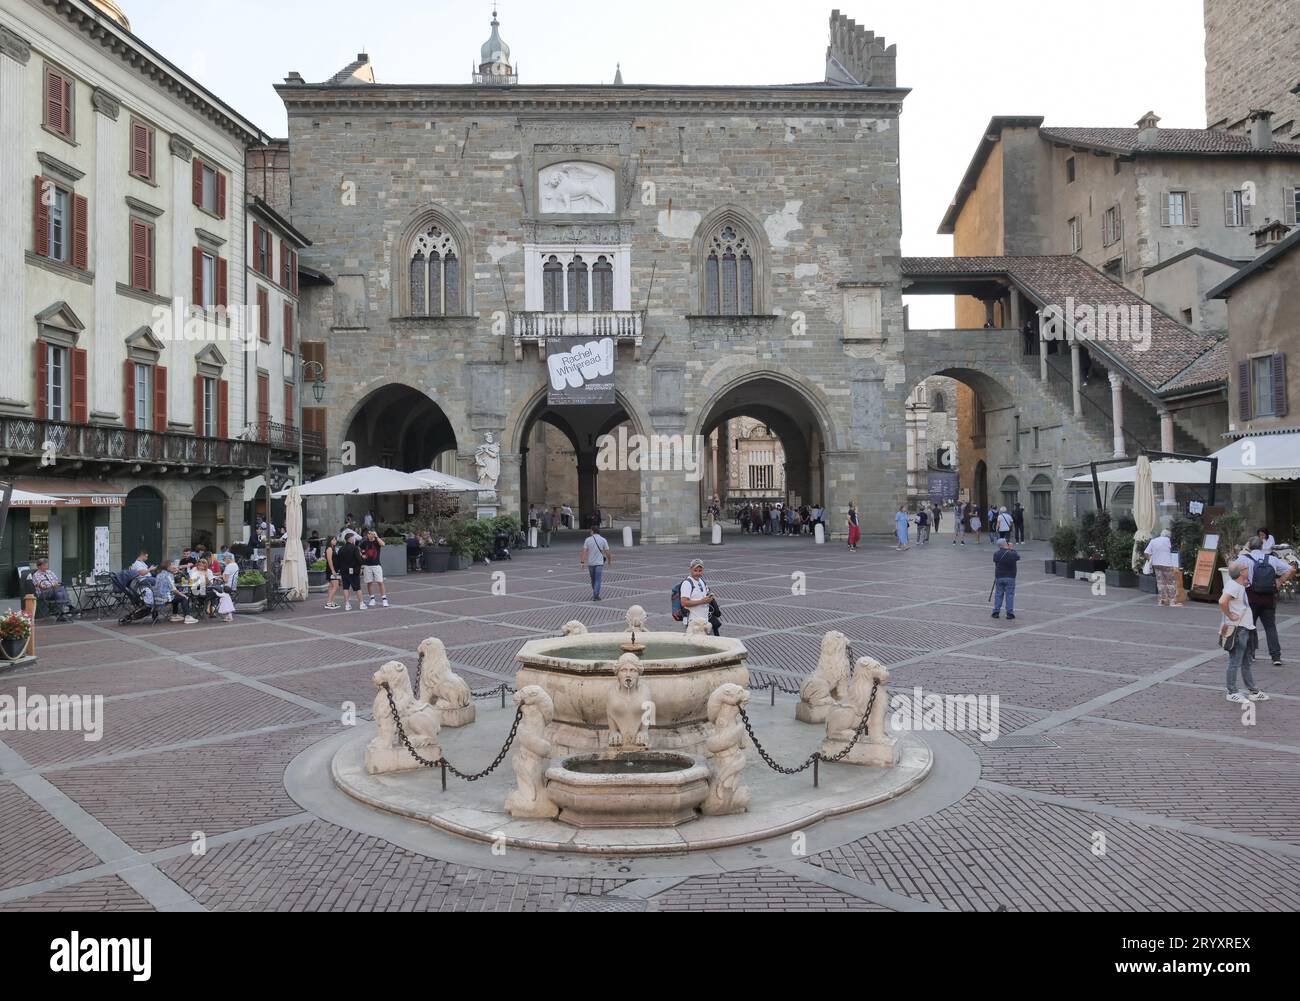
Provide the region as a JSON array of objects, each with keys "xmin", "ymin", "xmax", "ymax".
[
  {"xmin": 339, "ymin": 381, "xmax": 468, "ymax": 474},
  {"xmin": 691, "ymin": 367, "xmax": 840, "ymax": 451},
  {"xmin": 391, "ymin": 203, "xmax": 475, "ymax": 318},
  {"xmin": 691, "ymin": 205, "xmax": 771, "ymax": 316},
  {"xmin": 507, "ymin": 381, "xmax": 650, "ymax": 455}
]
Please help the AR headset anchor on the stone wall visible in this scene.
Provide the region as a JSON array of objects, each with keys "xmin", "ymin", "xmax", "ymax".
[{"xmin": 1205, "ymin": 0, "xmax": 1300, "ymax": 136}]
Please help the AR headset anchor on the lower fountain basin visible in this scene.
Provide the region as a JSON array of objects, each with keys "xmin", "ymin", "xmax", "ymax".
[{"xmin": 545, "ymin": 752, "xmax": 710, "ymax": 828}]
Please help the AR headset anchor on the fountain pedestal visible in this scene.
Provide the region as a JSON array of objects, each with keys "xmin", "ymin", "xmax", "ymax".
[{"xmin": 545, "ymin": 753, "xmax": 710, "ymax": 828}]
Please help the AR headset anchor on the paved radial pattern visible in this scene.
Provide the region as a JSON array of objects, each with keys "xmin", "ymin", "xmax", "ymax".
[{"xmin": 1, "ymin": 531, "xmax": 1296, "ymax": 912}]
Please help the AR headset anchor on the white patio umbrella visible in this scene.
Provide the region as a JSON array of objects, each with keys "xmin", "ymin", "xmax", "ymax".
[
  {"xmin": 1132, "ymin": 455, "xmax": 1159, "ymax": 544},
  {"xmin": 280, "ymin": 485, "xmax": 309, "ymax": 601},
  {"xmin": 409, "ymin": 468, "xmax": 483, "ymax": 493},
  {"xmin": 1069, "ymin": 461, "xmax": 1268, "ymax": 485},
  {"xmin": 272, "ymin": 466, "xmax": 436, "ymax": 498}
]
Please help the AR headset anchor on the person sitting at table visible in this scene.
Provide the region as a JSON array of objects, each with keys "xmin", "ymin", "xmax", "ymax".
[
  {"xmin": 156, "ymin": 561, "xmax": 198, "ymax": 625},
  {"xmin": 32, "ymin": 560, "xmax": 75, "ymax": 623},
  {"xmin": 189, "ymin": 559, "xmax": 219, "ymax": 619},
  {"xmin": 178, "ymin": 548, "xmax": 197, "ymax": 570},
  {"xmin": 129, "ymin": 551, "xmax": 150, "ymax": 574}
]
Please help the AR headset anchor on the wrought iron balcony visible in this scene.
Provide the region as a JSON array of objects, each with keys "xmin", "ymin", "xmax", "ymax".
[
  {"xmin": 244, "ymin": 422, "xmax": 327, "ymax": 471},
  {"xmin": 0, "ymin": 417, "xmax": 270, "ymax": 474}
]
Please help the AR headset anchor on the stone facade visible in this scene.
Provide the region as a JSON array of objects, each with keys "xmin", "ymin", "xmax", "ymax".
[
  {"xmin": 280, "ymin": 12, "xmax": 913, "ymax": 542},
  {"xmin": 1205, "ymin": 0, "xmax": 1300, "ymax": 137}
]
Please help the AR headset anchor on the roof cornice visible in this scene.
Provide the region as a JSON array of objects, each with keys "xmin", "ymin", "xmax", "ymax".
[
  {"xmin": 274, "ymin": 82, "xmax": 910, "ymax": 117},
  {"xmin": 41, "ymin": 0, "xmax": 268, "ymax": 147}
]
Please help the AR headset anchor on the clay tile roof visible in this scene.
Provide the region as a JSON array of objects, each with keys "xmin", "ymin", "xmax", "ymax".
[
  {"xmin": 1039, "ymin": 127, "xmax": 1300, "ymax": 156},
  {"xmin": 1160, "ymin": 339, "xmax": 1231, "ymax": 395},
  {"xmin": 900, "ymin": 255, "xmax": 1226, "ymax": 396}
]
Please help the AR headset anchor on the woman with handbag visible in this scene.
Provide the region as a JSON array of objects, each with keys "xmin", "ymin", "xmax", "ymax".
[{"xmin": 1218, "ymin": 559, "xmax": 1270, "ymax": 704}]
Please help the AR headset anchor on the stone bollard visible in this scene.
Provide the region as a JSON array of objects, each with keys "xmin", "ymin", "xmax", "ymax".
[
  {"xmin": 815, "ymin": 524, "xmax": 826, "ymax": 545},
  {"xmin": 529, "ymin": 527, "xmax": 539, "ymax": 549},
  {"xmin": 711, "ymin": 523, "xmax": 723, "ymax": 546},
  {"xmin": 623, "ymin": 525, "xmax": 634, "ymax": 548}
]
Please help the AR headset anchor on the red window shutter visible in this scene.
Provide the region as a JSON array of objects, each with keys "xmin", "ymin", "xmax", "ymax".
[
  {"xmin": 1238, "ymin": 360, "xmax": 1253, "ymax": 422},
  {"xmin": 283, "ymin": 302, "xmax": 294, "ymax": 351},
  {"xmin": 217, "ymin": 170, "xmax": 227, "ymax": 219},
  {"xmin": 131, "ymin": 120, "xmax": 148, "ymax": 177},
  {"xmin": 72, "ymin": 194, "xmax": 88, "ymax": 269},
  {"xmin": 123, "ymin": 359, "xmax": 136, "ymax": 429},
  {"xmin": 45, "ymin": 69, "xmax": 64, "ymax": 134},
  {"xmin": 257, "ymin": 373, "xmax": 269, "ymax": 420},
  {"xmin": 61, "ymin": 76, "xmax": 72, "ymax": 136},
  {"xmin": 33, "ymin": 177, "xmax": 50, "ymax": 258},
  {"xmin": 218, "ymin": 379, "xmax": 229, "ymax": 438},
  {"xmin": 71, "ymin": 348, "xmax": 88, "ymax": 424},
  {"xmin": 153, "ymin": 365, "xmax": 168, "ymax": 432},
  {"xmin": 145, "ymin": 224, "xmax": 155, "ymax": 292},
  {"xmin": 192, "ymin": 246, "xmax": 203, "ymax": 306},
  {"xmin": 285, "ymin": 382, "xmax": 294, "ymax": 428},
  {"xmin": 258, "ymin": 288, "xmax": 269, "ymax": 341},
  {"xmin": 280, "ymin": 240, "xmax": 288, "ymax": 286},
  {"xmin": 292, "ymin": 252, "xmax": 299, "ymax": 296},
  {"xmin": 35, "ymin": 343, "xmax": 48, "ymax": 419},
  {"xmin": 216, "ymin": 256, "xmax": 228, "ymax": 309},
  {"xmin": 1273, "ymin": 353, "xmax": 1289, "ymax": 419},
  {"xmin": 192, "ymin": 158, "xmax": 203, "ymax": 207},
  {"xmin": 194, "ymin": 374, "xmax": 204, "ymax": 434},
  {"xmin": 130, "ymin": 220, "xmax": 147, "ymax": 289}
]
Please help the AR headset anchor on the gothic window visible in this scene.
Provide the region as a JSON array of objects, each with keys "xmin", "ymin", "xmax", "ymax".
[
  {"xmin": 543, "ymin": 256, "xmax": 564, "ymax": 312},
  {"xmin": 701, "ymin": 219, "xmax": 759, "ymax": 316},
  {"xmin": 408, "ymin": 223, "xmax": 461, "ymax": 316},
  {"xmin": 593, "ymin": 256, "xmax": 614, "ymax": 311},
  {"xmin": 567, "ymin": 255, "xmax": 589, "ymax": 314}
]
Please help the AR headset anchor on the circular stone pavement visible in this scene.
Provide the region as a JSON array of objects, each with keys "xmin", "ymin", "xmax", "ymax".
[{"xmin": 285, "ymin": 695, "xmax": 980, "ymax": 878}]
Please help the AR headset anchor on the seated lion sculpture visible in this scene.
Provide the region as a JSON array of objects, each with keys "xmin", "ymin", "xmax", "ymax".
[
  {"xmin": 368, "ymin": 661, "xmax": 441, "ymax": 772},
  {"xmin": 416, "ymin": 637, "xmax": 471, "ymax": 710},
  {"xmin": 797, "ymin": 631, "xmax": 852, "ymax": 723},
  {"xmin": 561, "ymin": 620, "xmax": 589, "ymax": 637},
  {"xmin": 824, "ymin": 656, "xmax": 889, "ymax": 744}
]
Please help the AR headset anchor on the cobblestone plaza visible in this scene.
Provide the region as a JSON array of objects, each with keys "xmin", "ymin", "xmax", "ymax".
[{"xmin": 2, "ymin": 533, "xmax": 1296, "ymax": 913}]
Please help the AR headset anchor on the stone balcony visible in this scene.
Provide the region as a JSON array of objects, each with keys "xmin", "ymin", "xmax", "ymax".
[{"xmin": 510, "ymin": 311, "xmax": 645, "ymax": 360}]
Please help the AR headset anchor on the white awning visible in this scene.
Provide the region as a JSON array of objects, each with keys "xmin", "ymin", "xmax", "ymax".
[
  {"xmin": 1208, "ymin": 433, "xmax": 1300, "ymax": 482},
  {"xmin": 1069, "ymin": 460, "xmax": 1271, "ymax": 485},
  {"xmin": 410, "ymin": 469, "xmax": 482, "ymax": 493},
  {"xmin": 273, "ymin": 466, "xmax": 437, "ymax": 499}
]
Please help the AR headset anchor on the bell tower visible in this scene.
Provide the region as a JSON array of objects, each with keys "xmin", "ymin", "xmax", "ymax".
[{"xmin": 474, "ymin": 6, "xmax": 517, "ymax": 85}]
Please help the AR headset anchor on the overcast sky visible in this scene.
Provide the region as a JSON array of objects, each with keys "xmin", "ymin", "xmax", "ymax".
[{"xmin": 125, "ymin": 0, "xmax": 1207, "ymax": 325}]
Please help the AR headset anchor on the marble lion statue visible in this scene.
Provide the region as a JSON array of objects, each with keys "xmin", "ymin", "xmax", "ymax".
[
  {"xmin": 625, "ymin": 605, "xmax": 648, "ymax": 634},
  {"xmin": 702, "ymin": 683, "xmax": 751, "ymax": 817},
  {"xmin": 799, "ymin": 631, "xmax": 852, "ymax": 713},
  {"xmin": 505, "ymin": 686, "xmax": 560, "ymax": 819},
  {"xmin": 416, "ymin": 638, "xmax": 471, "ymax": 710},
  {"xmin": 370, "ymin": 661, "xmax": 441, "ymax": 755},
  {"xmin": 687, "ymin": 617, "xmax": 713, "ymax": 636},
  {"xmin": 561, "ymin": 620, "xmax": 589, "ymax": 637},
  {"xmin": 606, "ymin": 653, "xmax": 652, "ymax": 750},
  {"xmin": 825, "ymin": 657, "xmax": 890, "ymax": 744}
]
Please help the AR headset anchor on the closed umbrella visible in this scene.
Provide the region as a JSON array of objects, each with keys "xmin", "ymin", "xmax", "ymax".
[
  {"xmin": 1133, "ymin": 455, "xmax": 1159, "ymax": 544},
  {"xmin": 280, "ymin": 485, "xmax": 309, "ymax": 602}
]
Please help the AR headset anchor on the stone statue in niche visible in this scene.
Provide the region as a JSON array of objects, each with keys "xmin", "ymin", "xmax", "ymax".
[
  {"xmin": 540, "ymin": 163, "xmax": 614, "ymax": 214},
  {"xmin": 475, "ymin": 432, "xmax": 501, "ymax": 490}
]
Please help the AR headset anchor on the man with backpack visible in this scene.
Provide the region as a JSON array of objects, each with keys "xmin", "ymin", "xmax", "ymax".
[
  {"xmin": 1246, "ymin": 537, "xmax": 1295, "ymax": 667},
  {"xmin": 579, "ymin": 525, "xmax": 612, "ymax": 602},
  {"xmin": 675, "ymin": 559, "xmax": 719, "ymax": 635}
]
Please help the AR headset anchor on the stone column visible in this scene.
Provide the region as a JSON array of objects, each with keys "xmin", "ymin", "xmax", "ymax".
[
  {"xmin": 92, "ymin": 88, "xmax": 122, "ymax": 422},
  {"xmin": 169, "ymin": 136, "xmax": 195, "ymax": 428},
  {"xmin": 497, "ymin": 453, "xmax": 521, "ymax": 519},
  {"xmin": 0, "ymin": 28, "xmax": 30, "ymax": 414},
  {"xmin": 1109, "ymin": 371, "xmax": 1126, "ymax": 458},
  {"xmin": 1159, "ymin": 410, "xmax": 1176, "ymax": 504},
  {"xmin": 1070, "ymin": 342, "xmax": 1083, "ymax": 417},
  {"xmin": 576, "ymin": 452, "xmax": 598, "ymax": 528},
  {"xmin": 984, "ymin": 299, "xmax": 997, "ymax": 328},
  {"xmin": 1009, "ymin": 290, "xmax": 1022, "ymax": 330}
]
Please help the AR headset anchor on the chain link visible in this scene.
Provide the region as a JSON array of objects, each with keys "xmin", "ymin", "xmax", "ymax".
[
  {"xmin": 739, "ymin": 679, "xmax": 880, "ymax": 774},
  {"xmin": 381, "ymin": 683, "xmax": 523, "ymax": 782},
  {"xmin": 413, "ymin": 657, "xmax": 514, "ymax": 704}
]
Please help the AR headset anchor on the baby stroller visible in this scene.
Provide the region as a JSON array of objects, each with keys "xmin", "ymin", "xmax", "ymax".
[
  {"xmin": 112, "ymin": 571, "xmax": 157, "ymax": 626},
  {"xmin": 492, "ymin": 531, "xmax": 513, "ymax": 562}
]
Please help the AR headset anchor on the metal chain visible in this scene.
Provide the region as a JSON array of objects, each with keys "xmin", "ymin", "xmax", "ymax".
[
  {"xmin": 412, "ymin": 658, "xmax": 514, "ymax": 703},
  {"xmin": 739, "ymin": 679, "xmax": 881, "ymax": 774},
  {"xmin": 381, "ymin": 683, "xmax": 523, "ymax": 782}
]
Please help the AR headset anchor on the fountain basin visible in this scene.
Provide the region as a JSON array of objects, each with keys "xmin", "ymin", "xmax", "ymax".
[
  {"xmin": 545, "ymin": 752, "xmax": 710, "ymax": 828},
  {"xmin": 516, "ymin": 632, "xmax": 750, "ymax": 755}
]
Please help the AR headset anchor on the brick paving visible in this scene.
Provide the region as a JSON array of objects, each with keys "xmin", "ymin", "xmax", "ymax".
[{"xmin": 1, "ymin": 532, "xmax": 1297, "ymax": 911}]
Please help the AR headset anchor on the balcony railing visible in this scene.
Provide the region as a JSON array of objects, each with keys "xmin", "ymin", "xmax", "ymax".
[
  {"xmin": 246, "ymin": 421, "xmax": 324, "ymax": 453},
  {"xmin": 512, "ymin": 311, "xmax": 645, "ymax": 341},
  {"xmin": 1, "ymin": 417, "xmax": 270, "ymax": 471}
]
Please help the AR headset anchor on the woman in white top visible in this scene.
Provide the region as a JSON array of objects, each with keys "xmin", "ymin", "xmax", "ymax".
[
  {"xmin": 1219, "ymin": 559, "xmax": 1268, "ymax": 704},
  {"xmin": 1256, "ymin": 529, "xmax": 1276, "ymax": 554},
  {"xmin": 1143, "ymin": 530, "xmax": 1182, "ymax": 607}
]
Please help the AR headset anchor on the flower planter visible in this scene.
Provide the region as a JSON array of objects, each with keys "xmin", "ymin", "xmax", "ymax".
[
  {"xmin": 242, "ymin": 584, "xmax": 268, "ymax": 605},
  {"xmin": 1105, "ymin": 570, "xmax": 1138, "ymax": 589},
  {"xmin": 1139, "ymin": 574, "xmax": 1160, "ymax": 594},
  {"xmin": 380, "ymin": 545, "xmax": 408, "ymax": 578},
  {"xmin": 1055, "ymin": 561, "xmax": 1071, "ymax": 578},
  {"xmin": 1043, "ymin": 560, "xmax": 1058, "ymax": 575},
  {"xmin": 1071, "ymin": 558, "xmax": 1107, "ymax": 576},
  {"xmin": 422, "ymin": 546, "xmax": 451, "ymax": 574},
  {"xmin": 448, "ymin": 554, "xmax": 471, "ymax": 571},
  {"xmin": 307, "ymin": 570, "xmax": 327, "ymax": 588},
  {"xmin": 1, "ymin": 636, "xmax": 28, "ymax": 659}
]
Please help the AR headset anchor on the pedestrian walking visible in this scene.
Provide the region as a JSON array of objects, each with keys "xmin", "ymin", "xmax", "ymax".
[
  {"xmin": 1245, "ymin": 537, "xmax": 1295, "ymax": 667},
  {"xmin": 847, "ymin": 503, "xmax": 861, "ymax": 551},
  {"xmin": 1220, "ymin": 559, "xmax": 1270, "ymax": 704},
  {"xmin": 996, "ymin": 506, "xmax": 1014, "ymax": 543},
  {"xmin": 1143, "ymin": 530, "xmax": 1183, "ymax": 607},
  {"xmin": 323, "ymin": 535, "xmax": 342, "ymax": 609},
  {"xmin": 969, "ymin": 505, "xmax": 983, "ymax": 544},
  {"xmin": 916, "ymin": 506, "xmax": 930, "ymax": 545},
  {"xmin": 580, "ymin": 525, "xmax": 612, "ymax": 602},
  {"xmin": 1013, "ymin": 502, "xmax": 1026, "ymax": 543},
  {"xmin": 361, "ymin": 531, "xmax": 390, "ymax": 609},
  {"xmin": 991, "ymin": 538, "xmax": 1019, "ymax": 620},
  {"xmin": 987, "ymin": 506, "xmax": 998, "ymax": 544},
  {"xmin": 894, "ymin": 505, "xmax": 910, "ymax": 551},
  {"xmin": 931, "ymin": 504, "xmax": 942, "ymax": 537},
  {"xmin": 953, "ymin": 502, "xmax": 966, "ymax": 545},
  {"xmin": 335, "ymin": 532, "xmax": 364, "ymax": 612},
  {"xmin": 541, "ymin": 507, "xmax": 554, "ymax": 548}
]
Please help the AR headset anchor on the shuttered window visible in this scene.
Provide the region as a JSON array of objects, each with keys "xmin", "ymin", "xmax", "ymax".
[
  {"xmin": 253, "ymin": 223, "xmax": 270, "ymax": 276},
  {"xmin": 44, "ymin": 66, "xmax": 73, "ymax": 139},
  {"xmin": 283, "ymin": 302, "xmax": 294, "ymax": 352},
  {"xmin": 130, "ymin": 119, "xmax": 155, "ymax": 182},
  {"xmin": 130, "ymin": 219, "xmax": 154, "ymax": 292},
  {"xmin": 1247, "ymin": 354, "xmax": 1288, "ymax": 420},
  {"xmin": 193, "ymin": 158, "xmax": 226, "ymax": 217},
  {"xmin": 257, "ymin": 288, "xmax": 270, "ymax": 342}
]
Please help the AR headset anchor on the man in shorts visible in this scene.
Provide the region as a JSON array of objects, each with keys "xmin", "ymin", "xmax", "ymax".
[{"xmin": 360, "ymin": 531, "xmax": 390, "ymax": 608}]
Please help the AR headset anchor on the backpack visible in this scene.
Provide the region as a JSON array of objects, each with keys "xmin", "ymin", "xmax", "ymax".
[
  {"xmin": 1249, "ymin": 555, "xmax": 1277, "ymax": 595},
  {"xmin": 670, "ymin": 583, "xmax": 685, "ymax": 622}
]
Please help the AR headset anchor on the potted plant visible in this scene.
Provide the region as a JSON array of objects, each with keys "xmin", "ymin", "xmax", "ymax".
[
  {"xmin": 1051, "ymin": 523, "xmax": 1077, "ymax": 577},
  {"xmin": 0, "ymin": 610, "xmax": 32, "ymax": 660},
  {"xmin": 1105, "ymin": 531, "xmax": 1139, "ymax": 588},
  {"xmin": 1171, "ymin": 517, "xmax": 1204, "ymax": 593},
  {"xmin": 237, "ymin": 570, "xmax": 268, "ymax": 607},
  {"xmin": 447, "ymin": 521, "xmax": 475, "ymax": 571},
  {"xmin": 307, "ymin": 559, "xmax": 328, "ymax": 589},
  {"xmin": 1072, "ymin": 511, "xmax": 1110, "ymax": 576},
  {"xmin": 380, "ymin": 535, "xmax": 409, "ymax": 578}
]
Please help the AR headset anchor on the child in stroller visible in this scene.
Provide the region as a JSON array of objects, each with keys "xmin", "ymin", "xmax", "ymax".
[{"xmin": 114, "ymin": 567, "xmax": 158, "ymax": 626}]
